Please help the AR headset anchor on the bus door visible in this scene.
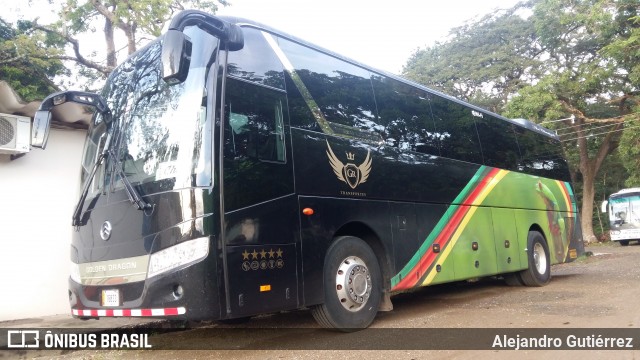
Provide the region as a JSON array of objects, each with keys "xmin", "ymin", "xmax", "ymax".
[{"xmin": 221, "ymin": 77, "xmax": 299, "ymax": 317}]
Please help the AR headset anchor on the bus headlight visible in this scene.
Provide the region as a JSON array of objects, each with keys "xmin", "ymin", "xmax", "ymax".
[
  {"xmin": 70, "ymin": 262, "xmax": 81, "ymax": 283},
  {"xmin": 147, "ymin": 237, "xmax": 209, "ymax": 279}
]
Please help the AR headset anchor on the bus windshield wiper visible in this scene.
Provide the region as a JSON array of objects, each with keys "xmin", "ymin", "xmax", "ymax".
[
  {"xmin": 72, "ymin": 133, "xmax": 111, "ymax": 227},
  {"xmin": 72, "ymin": 140, "xmax": 152, "ymax": 226},
  {"xmin": 109, "ymin": 148, "xmax": 152, "ymax": 211}
]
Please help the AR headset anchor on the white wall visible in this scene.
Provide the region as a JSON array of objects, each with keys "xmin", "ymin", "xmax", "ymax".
[{"xmin": 0, "ymin": 128, "xmax": 85, "ymax": 321}]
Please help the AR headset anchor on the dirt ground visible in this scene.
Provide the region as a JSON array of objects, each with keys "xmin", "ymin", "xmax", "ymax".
[{"xmin": 6, "ymin": 242, "xmax": 640, "ymax": 359}]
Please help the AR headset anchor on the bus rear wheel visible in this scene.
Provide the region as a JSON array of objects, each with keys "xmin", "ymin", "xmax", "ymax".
[
  {"xmin": 311, "ymin": 236, "xmax": 382, "ymax": 331},
  {"xmin": 519, "ymin": 231, "xmax": 551, "ymax": 287},
  {"xmin": 503, "ymin": 273, "xmax": 523, "ymax": 286},
  {"xmin": 619, "ymin": 240, "xmax": 630, "ymax": 246}
]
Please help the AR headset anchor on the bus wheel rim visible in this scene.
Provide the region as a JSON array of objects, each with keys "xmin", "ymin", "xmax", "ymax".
[
  {"xmin": 533, "ymin": 242, "xmax": 547, "ymax": 274},
  {"xmin": 335, "ymin": 256, "xmax": 372, "ymax": 312}
]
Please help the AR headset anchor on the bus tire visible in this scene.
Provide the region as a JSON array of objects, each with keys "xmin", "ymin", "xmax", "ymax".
[
  {"xmin": 519, "ymin": 231, "xmax": 551, "ymax": 287},
  {"xmin": 311, "ymin": 236, "xmax": 382, "ymax": 331},
  {"xmin": 504, "ymin": 273, "xmax": 523, "ymax": 286},
  {"xmin": 619, "ymin": 240, "xmax": 629, "ymax": 246},
  {"xmin": 219, "ymin": 316, "xmax": 251, "ymax": 325}
]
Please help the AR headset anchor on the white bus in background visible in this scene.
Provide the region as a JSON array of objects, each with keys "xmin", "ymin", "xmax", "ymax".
[{"xmin": 602, "ymin": 188, "xmax": 640, "ymax": 246}]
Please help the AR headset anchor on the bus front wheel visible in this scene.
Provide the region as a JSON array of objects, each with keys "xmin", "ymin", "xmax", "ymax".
[
  {"xmin": 311, "ymin": 236, "xmax": 382, "ymax": 331},
  {"xmin": 519, "ymin": 231, "xmax": 551, "ymax": 286}
]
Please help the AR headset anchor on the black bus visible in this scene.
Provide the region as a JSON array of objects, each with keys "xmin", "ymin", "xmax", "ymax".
[{"xmin": 32, "ymin": 10, "xmax": 583, "ymax": 330}]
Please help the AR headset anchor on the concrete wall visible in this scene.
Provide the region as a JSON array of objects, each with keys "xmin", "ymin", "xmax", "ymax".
[{"xmin": 0, "ymin": 128, "xmax": 86, "ymax": 321}]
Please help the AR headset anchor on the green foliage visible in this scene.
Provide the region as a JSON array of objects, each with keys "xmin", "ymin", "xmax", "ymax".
[
  {"xmin": 0, "ymin": 17, "xmax": 65, "ymax": 101},
  {"xmin": 619, "ymin": 124, "xmax": 640, "ymax": 187},
  {"xmin": 402, "ymin": 0, "xmax": 639, "ymax": 242},
  {"xmin": 114, "ymin": 0, "xmax": 225, "ymax": 37},
  {"xmin": 600, "ymin": 4, "xmax": 640, "ymax": 188},
  {"xmin": 16, "ymin": 0, "xmax": 227, "ymax": 89},
  {"xmin": 503, "ymin": 77, "xmax": 565, "ymax": 122},
  {"xmin": 402, "ymin": 3, "xmax": 542, "ymax": 112},
  {"xmin": 597, "ymin": 150, "xmax": 629, "ymax": 237}
]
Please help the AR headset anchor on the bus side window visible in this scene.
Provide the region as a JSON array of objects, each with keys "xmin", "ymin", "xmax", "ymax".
[
  {"xmin": 429, "ymin": 95, "xmax": 483, "ymax": 164},
  {"xmin": 284, "ymin": 71, "xmax": 319, "ymax": 132},
  {"xmin": 225, "ymin": 77, "xmax": 286, "ymax": 163},
  {"xmin": 227, "ymin": 27, "xmax": 285, "ymax": 90},
  {"xmin": 371, "ymin": 75, "xmax": 439, "ymax": 155},
  {"xmin": 277, "ymin": 37, "xmax": 380, "ymax": 142},
  {"xmin": 474, "ymin": 115, "xmax": 521, "ymax": 171},
  {"xmin": 514, "ymin": 127, "xmax": 570, "ymax": 181}
]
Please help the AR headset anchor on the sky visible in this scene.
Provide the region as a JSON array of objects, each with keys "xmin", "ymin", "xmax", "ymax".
[
  {"xmin": 8, "ymin": 0, "xmax": 522, "ymax": 77},
  {"xmin": 216, "ymin": 0, "xmax": 523, "ymax": 74}
]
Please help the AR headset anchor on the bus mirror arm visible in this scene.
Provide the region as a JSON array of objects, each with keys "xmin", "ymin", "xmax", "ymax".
[
  {"xmin": 38, "ymin": 90, "xmax": 110, "ymax": 115},
  {"xmin": 32, "ymin": 91, "xmax": 111, "ymax": 150},
  {"xmin": 166, "ymin": 10, "xmax": 244, "ymax": 51},
  {"xmin": 162, "ymin": 10, "xmax": 244, "ymax": 84}
]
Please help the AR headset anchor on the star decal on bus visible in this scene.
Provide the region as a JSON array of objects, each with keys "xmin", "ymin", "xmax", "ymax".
[{"xmin": 326, "ymin": 140, "xmax": 372, "ymax": 189}]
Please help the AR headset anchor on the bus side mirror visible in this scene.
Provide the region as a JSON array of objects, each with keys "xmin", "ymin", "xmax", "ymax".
[
  {"xmin": 601, "ymin": 200, "xmax": 608, "ymax": 213},
  {"xmin": 162, "ymin": 30, "xmax": 192, "ymax": 84},
  {"xmin": 31, "ymin": 110, "xmax": 52, "ymax": 149}
]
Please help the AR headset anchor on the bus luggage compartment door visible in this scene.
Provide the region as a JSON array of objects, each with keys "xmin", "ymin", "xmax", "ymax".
[
  {"xmin": 226, "ymin": 243, "xmax": 298, "ymax": 316},
  {"xmin": 491, "ymin": 208, "xmax": 522, "ymax": 272}
]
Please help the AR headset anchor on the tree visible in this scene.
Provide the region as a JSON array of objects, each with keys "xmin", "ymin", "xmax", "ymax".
[
  {"xmin": 604, "ymin": 11, "xmax": 640, "ymax": 188},
  {"xmin": 505, "ymin": 0, "xmax": 639, "ymax": 243},
  {"xmin": 402, "ymin": 3, "xmax": 543, "ymax": 113},
  {"xmin": 403, "ymin": 0, "xmax": 639, "ymax": 244},
  {"xmin": 22, "ymin": 0, "xmax": 227, "ymax": 87},
  {"xmin": 0, "ymin": 17, "xmax": 65, "ymax": 101},
  {"xmin": 619, "ymin": 126, "xmax": 640, "ymax": 187}
]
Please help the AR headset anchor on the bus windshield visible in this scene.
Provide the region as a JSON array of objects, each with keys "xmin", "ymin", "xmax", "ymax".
[
  {"xmin": 80, "ymin": 26, "xmax": 219, "ymax": 196},
  {"xmin": 609, "ymin": 194, "xmax": 640, "ymax": 228}
]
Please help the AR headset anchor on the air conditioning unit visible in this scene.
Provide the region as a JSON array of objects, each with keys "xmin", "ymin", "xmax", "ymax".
[{"xmin": 0, "ymin": 113, "xmax": 31, "ymax": 155}]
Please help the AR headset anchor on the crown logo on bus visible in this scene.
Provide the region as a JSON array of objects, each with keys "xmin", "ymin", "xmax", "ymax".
[{"xmin": 326, "ymin": 141, "xmax": 372, "ymax": 189}]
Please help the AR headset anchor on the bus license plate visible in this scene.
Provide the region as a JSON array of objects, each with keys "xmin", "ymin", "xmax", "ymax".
[{"xmin": 101, "ymin": 289, "xmax": 120, "ymax": 307}]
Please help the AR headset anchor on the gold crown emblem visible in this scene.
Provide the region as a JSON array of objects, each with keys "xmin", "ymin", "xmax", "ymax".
[{"xmin": 346, "ymin": 152, "xmax": 355, "ymax": 161}]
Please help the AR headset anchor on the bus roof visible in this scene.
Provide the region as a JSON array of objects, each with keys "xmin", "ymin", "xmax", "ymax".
[
  {"xmin": 218, "ymin": 15, "xmax": 560, "ymax": 141},
  {"xmin": 610, "ymin": 188, "xmax": 640, "ymax": 198}
]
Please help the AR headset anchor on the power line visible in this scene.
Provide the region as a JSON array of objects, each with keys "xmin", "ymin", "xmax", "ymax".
[
  {"xmin": 557, "ymin": 115, "xmax": 640, "ymax": 139},
  {"xmin": 561, "ymin": 123, "xmax": 640, "ymax": 142},
  {"xmin": 553, "ymin": 114, "xmax": 630, "ymax": 132},
  {"xmin": 558, "ymin": 119, "xmax": 624, "ymax": 136}
]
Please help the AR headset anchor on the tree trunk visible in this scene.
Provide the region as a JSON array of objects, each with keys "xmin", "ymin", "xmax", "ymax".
[
  {"xmin": 581, "ymin": 172, "xmax": 598, "ymax": 243},
  {"xmin": 575, "ymin": 120, "xmax": 622, "ymax": 243},
  {"xmin": 104, "ymin": 17, "xmax": 116, "ymax": 69},
  {"xmin": 126, "ymin": 27, "xmax": 136, "ymax": 55}
]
